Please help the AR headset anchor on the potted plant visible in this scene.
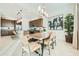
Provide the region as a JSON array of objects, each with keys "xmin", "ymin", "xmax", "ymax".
[{"xmin": 64, "ymin": 13, "xmax": 74, "ymax": 43}]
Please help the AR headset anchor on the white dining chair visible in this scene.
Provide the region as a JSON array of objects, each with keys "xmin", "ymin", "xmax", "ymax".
[
  {"xmin": 22, "ymin": 35, "xmax": 41, "ymax": 56},
  {"xmin": 43, "ymin": 30, "xmax": 56, "ymax": 55}
]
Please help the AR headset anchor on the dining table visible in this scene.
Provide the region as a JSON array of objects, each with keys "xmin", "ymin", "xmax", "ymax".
[{"xmin": 29, "ymin": 32, "xmax": 49, "ymax": 56}]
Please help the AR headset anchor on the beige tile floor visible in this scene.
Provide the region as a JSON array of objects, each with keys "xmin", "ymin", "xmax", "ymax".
[
  {"xmin": 0, "ymin": 30, "xmax": 79, "ymax": 56},
  {"xmin": 0, "ymin": 36, "xmax": 21, "ymax": 56},
  {"xmin": 51, "ymin": 30, "xmax": 79, "ymax": 56}
]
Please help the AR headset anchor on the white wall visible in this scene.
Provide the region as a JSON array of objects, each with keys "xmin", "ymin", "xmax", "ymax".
[
  {"xmin": 0, "ymin": 3, "xmax": 75, "ymax": 31},
  {"xmin": 73, "ymin": 4, "xmax": 79, "ymax": 50},
  {"xmin": 77, "ymin": 4, "xmax": 79, "ymax": 50},
  {"xmin": 73, "ymin": 4, "xmax": 78, "ymax": 49},
  {"xmin": 0, "ymin": 4, "xmax": 29, "ymax": 31},
  {"xmin": 22, "ymin": 19, "xmax": 29, "ymax": 31}
]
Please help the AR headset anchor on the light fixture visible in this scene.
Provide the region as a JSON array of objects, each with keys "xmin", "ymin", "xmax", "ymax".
[
  {"xmin": 38, "ymin": 5, "xmax": 49, "ymax": 18},
  {"xmin": 16, "ymin": 9, "xmax": 23, "ymax": 23},
  {"xmin": 38, "ymin": 6, "xmax": 41, "ymax": 12}
]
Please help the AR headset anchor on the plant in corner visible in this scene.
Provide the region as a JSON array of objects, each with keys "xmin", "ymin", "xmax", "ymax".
[{"xmin": 64, "ymin": 13, "xmax": 74, "ymax": 43}]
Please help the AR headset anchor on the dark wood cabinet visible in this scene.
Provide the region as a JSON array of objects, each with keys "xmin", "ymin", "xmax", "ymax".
[
  {"xmin": 1, "ymin": 18, "xmax": 16, "ymax": 36},
  {"xmin": 29, "ymin": 18, "xmax": 43, "ymax": 34}
]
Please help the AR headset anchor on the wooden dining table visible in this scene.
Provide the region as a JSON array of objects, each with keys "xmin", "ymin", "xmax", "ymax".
[{"xmin": 29, "ymin": 32, "xmax": 49, "ymax": 56}]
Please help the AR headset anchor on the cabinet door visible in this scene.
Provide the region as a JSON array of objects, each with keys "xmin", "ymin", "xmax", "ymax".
[
  {"xmin": 1, "ymin": 19, "xmax": 15, "ymax": 36},
  {"xmin": 1, "ymin": 30, "xmax": 9, "ymax": 36}
]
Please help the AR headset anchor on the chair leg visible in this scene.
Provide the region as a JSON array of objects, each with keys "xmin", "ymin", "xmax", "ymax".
[
  {"xmin": 48, "ymin": 45, "xmax": 51, "ymax": 55},
  {"xmin": 55, "ymin": 41, "xmax": 56, "ymax": 46},
  {"xmin": 39, "ymin": 45, "xmax": 42, "ymax": 56},
  {"xmin": 35, "ymin": 50, "xmax": 41, "ymax": 56},
  {"xmin": 22, "ymin": 48, "xmax": 24, "ymax": 56},
  {"xmin": 55, "ymin": 40, "xmax": 56, "ymax": 46},
  {"xmin": 38, "ymin": 48, "xmax": 41, "ymax": 56},
  {"xmin": 27, "ymin": 43, "xmax": 32, "ymax": 56},
  {"xmin": 52, "ymin": 42, "xmax": 54, "ymax": 49},
  {"xmin": 28, "ymin": 48, "xmax": 31, "ymax": 56}
]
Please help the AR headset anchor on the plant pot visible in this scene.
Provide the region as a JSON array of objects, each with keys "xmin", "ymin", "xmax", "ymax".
[{"xmin": 65, "ymin": 35, "xmax": 73, "ymax": 43}]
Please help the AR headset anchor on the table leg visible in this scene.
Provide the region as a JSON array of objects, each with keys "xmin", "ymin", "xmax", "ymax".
[{"xmin": 41, "ymin": 39, "xmax": 44, "ymax": 56}]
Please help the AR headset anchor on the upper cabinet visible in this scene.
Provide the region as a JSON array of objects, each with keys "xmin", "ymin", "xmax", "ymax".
[{"xmin": 1, "ymin": 17, "xmax": 16, "ymax": 36}]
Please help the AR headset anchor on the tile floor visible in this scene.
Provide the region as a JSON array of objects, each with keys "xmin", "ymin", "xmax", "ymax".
[{"xmin": 0, "ymin": 30, "xmax": 79, "ymax": 56}]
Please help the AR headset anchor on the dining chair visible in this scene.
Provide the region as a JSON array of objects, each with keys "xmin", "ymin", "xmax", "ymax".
[
  {"xmin": 43, "ymin": 30, "xmax": 56, "ymax": 55},
  {"xmin": 51, "ymin": 31, "xmax": 56, "ymax": 49},
  {"xmin": 22, "ymin": 35, "xmax": 41, "ymax": 56}
]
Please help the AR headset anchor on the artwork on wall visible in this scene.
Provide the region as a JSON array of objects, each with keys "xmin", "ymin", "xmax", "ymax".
[{"xmin": 48, "ymin": 14, "xmax": 63, "ymax": 30}]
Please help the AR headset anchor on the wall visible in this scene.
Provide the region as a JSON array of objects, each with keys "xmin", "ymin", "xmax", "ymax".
[
  {"xmin": 0, "ymin": 3, "xmax": 75, "ymax": 31},
  {"xmin": 22, "ymin": 19, "xmax": 29, "ymax": 31},
  {"xmin": 43, "ymin": 16, "xmax": 49, "ymax": 30},
  {"xmin": 73, "ymin": 4, "xmax": 78, "ymax": 49},
  {"xmin": 77, "ymin": 4, "xmax": 79, "ymax": 49},
  {"xmin": 0, "ymin": 17, "xmax": 1, "ymax": 36},
  {"xmin": 72, "ymin": 4, "xmax": 79, "ymax": 50},
  {"xmin": 0, "ymin": 4, "xmax": 28, "ymax": 31}
]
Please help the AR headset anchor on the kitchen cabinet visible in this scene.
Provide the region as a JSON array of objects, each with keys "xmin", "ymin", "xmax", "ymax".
[{"xmin": 1, "ymin": 18, "xmax": 16, "ymax": 36}]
